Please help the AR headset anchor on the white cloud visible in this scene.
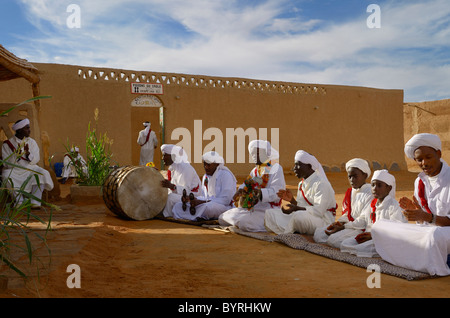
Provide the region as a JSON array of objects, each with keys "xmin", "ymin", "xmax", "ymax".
[{"xmin": 10, "ymin": 0, "xmax": 450, "ymax": 101}]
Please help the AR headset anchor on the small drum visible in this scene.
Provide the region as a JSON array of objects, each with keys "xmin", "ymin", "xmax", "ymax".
[{"xmin": 103, "ymin": 165, "xmax": 168, "ymax": 220}]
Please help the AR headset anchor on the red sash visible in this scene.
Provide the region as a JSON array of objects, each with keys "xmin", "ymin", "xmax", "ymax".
[
  {"xmin": 417, "ymin": 179, "xmax": 432, "ymax": 214},
  {"xmin": 370, "ymin": 198, "xmax": 378, "ymax": 223},
  {"xmin": 140, "ymin": 129, "xmax": 152, "ymax": 146},
  {"xmin": 299, "ymin": 180, "xmax": 337, "ymax": 216},
  {"xmin": 3, "ymin": 140, "xmax": 29, "ymax": 162},
  {"xmin": 167, "ymin": 169, "xmax": 172, "ymax": 181},
  {"xmin": 342, "ymin": 188, "xmax": 353, "ymax": 221}
]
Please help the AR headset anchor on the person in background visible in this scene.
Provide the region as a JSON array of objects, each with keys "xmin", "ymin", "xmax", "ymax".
[{"xmin": 137, "ymin": 121, "xmax": 158, "ymax": 166}]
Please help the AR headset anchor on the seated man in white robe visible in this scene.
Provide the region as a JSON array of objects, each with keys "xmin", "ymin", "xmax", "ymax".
[
  {"xmin": 219, "ymin": 140, "xmax": 286, "ymax": 232},
  {"xmin": 340, "ymin": 169, "xmax": 406, "ymax": 257},
  {"xmin": 1, "ymin": 118, "xmax": 54, "ymax": 208},
  {"xmin": 60, "ymin": 146, "xmax": 87, "ymax": 184},
  {"xmin": 137, "ymin": 121, "xmax": 158, "ymax": 166},
  {"xmin": 265, "ymin": 150, "xmax": 336, "ymax": 235},
  {"xmin": 372, "ymin": 133, "xmax": 450, "ymax": 276},
  {"xmin": 314, "ymin": 158, "xmax": 373, "ymax": 247},
  {"xmin": 160, "ymin": 144, "xmax": 201, "ymax": 218},
  {"xmin": 172, "ymin": 151, "xmax": 237, "ymax": 221}
]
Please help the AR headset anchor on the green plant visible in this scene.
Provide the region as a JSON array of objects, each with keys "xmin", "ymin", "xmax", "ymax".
[
  {"xmin": 72, "ymin": 108, "xmax": 114, "ymax": 186},
  {"xmin": 0, "ymin": 95, "xmax": 57, "ymax": 284}
]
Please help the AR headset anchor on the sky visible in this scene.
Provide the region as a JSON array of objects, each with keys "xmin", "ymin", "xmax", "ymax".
[{"xmin": 1, "ymin": 0, "xmax": 449, "ymax": 102}]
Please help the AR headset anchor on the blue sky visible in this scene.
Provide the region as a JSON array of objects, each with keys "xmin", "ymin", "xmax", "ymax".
[{"xmin": 1, "ymin": 0, "xmax": 450, "ymax": 102}]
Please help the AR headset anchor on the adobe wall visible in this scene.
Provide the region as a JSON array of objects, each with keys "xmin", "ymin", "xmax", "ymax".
[
  {"xmin": 0, "ymin": 63, "xmax": 406, "ymax": 176},
  {"xmin": 403, "ymin": 99, "xmax": 450, "ymax": 172}
]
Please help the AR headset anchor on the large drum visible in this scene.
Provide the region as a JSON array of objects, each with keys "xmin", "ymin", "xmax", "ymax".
[{"xmin": 103, "ymin": 166, "xmax": 168, "ymax": 220}]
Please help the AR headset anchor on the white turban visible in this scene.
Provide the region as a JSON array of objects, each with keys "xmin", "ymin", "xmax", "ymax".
[
  {"xmin": 248, "ymin": 140, "xmax": 279, "ymax": 163},
  {"xmin": 70, "ymin": 147, "xmax": 80, "ymax": 152},
  {"xmin": 371, "ymin": 169, "xmax": 396, "ymax": 199},
  {"xmin": 161, "ymin": 144, "xmax": 189, "ymax": 164},
  {"xmin": 202, "ymin": 151, "xmax": 236, "ymax": 196},
  {"xmin": 404, "ymin": 133, "xmax": 441, "ymax": 159},
  {"xmin": 12, "ymin": 118, "xmax": 30, "ymax": 131},
  {"xmin": 345, "ymin": 158, "xmax": 371, "ymax": 177},
  {"xmin": 295, "ymin": 150, "xmax": 328, "ymax": 181},
  {"xmin": 202, "ymin": 151, "xmax": 225, "ymax": 164},
  {"xmin": 143, "ymin": 122, "xmax": 150, "ymax": 127}
]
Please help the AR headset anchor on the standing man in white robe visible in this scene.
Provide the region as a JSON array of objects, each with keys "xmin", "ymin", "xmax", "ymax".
[
  {"xmin": 314, "ymin": 158, "xmax": 373, "ymax": 247},
  {"xmin": 372, "ymin": 133, "xmax": 450, "ymax": 275},
  {"xmin": 264, "ymin": 150, "xmax": 336, "ymax": 235},
  {"xmin": 172, "ymin": 151, "xmax": 237, "ymax": 221},
  {"xmin": 60, "ymin": 146, "xmax": 87, "ymax": 184},
  {"xmin": 137, "ymin": 121, "xmax": 158, "ymax": 166},
  {"xmin": 219, "ymin": 140, "xmax": 286, "ymax": 232},
  {"xmin": 340, "ymin": 170, "xmax": 406, "ymax": 257},
  {"xmin": 1, "ymin": 118, "xmax": 54, "ymax": 208},
  {"xmin": 160, "ymin": 144, "xmax": 201, "ymax": 218}
]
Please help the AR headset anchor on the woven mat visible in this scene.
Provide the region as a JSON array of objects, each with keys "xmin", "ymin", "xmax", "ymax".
[
  {"xmin": 156, "ymin": 216, "xmax": 435, "ymax": 281},
  {"xmin": 274, "ymin": 233, "xmax": 435, "ymax": 281}
]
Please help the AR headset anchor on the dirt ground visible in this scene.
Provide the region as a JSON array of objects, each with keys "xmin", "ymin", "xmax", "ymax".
[{"xmin": 0, "ymin": 170, "xmax": 448, "ymax": 299}]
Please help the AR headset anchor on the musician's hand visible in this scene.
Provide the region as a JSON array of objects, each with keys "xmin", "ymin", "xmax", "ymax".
[
  {"xmin": 325, "ymin": 222, "xmax": 345, "ymax": 236},
  {"xmin": 355, "ymin": 232, "xmax": 372, "ymax": 244},
  {"xmin": 161, "ymin": 179, "xmax": 175, "ymax": 190},
  {"xmin": 402, "ymin": 196, "xmax": 432, "ymax": 223},
  {"xmin": 281, "ymin": 204, "xmax": 304, "ymax": 214},
  {"xmin": 277, "ymin": 189, "xmax": 293, "ymax": 202}
]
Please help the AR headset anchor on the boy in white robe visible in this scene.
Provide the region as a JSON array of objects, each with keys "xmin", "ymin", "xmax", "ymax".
[
  {"xmin": 314, "ymin": 158, "xmax": 373, "ymax": 247},
  {"xmin": 264, "ymin": 150, "xmax": 336, "ymax": 235},
  {"xmin": 1, "ymin": 119, "xmax": 54, "ymax": 208},
  {"xmin": 160, "ymin": 144, "xmax": 201, "ymax": 217},
  {"xmin": 172, "ymin": 151, "xmax": 237, "ymax": 221},
  {"xmin": 219, "ymin": 140, "xmax": 286, "ymax": 232},
  {"xmin": 60, "ymin": 147, "xmax": 87, "ymax": 183},
  {"xmin": 372, "ymin": 133, "xmax": 450, "ymax": 275},
  {"xmin": 137, "ymin": 121, "xmax": 158, "ymax": 166},
  {"xmin": 340, "ymin": 170, "xmax": 406, "ymax": 257}
]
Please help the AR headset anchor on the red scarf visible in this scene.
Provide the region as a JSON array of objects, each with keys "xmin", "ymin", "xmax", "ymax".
[
  {"xmin": 3, "ymin": 140, "xmax": 30, "ymax": 162},
  {"xmin": 299, "ymin": 180, "xmax": 337, "ymax": 216},
  {"xmin": 417, "ymin": 179, "xmax": 432, "ymax": 214},
  {"xmin": 342, "ymin": 188, "xmax": 353, "ymax": 221},
  {"xmin": 370, "ymin": 198, "xmax": 378, "ymax": 224},
  {"xmin": 140, "ymin": 129, "xmax": 152, "ymax": 146}
]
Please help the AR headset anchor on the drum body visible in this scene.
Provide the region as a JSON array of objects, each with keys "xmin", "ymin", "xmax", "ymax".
[{"xmin": 103, "ymin": 166, "xmax": 168, "ymax": 220}]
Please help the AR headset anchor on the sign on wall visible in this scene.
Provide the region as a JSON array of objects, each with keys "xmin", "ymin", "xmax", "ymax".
[
  {"xmin": 131, "ymin": 95, "xmax": 163, "ymax": 107},
  {"xmin": 131, "ymin": 83, "xmax": 164, "ymax": 95}
]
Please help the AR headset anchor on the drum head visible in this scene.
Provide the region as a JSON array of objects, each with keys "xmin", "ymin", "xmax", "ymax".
[{"xmin": 106, "ymin": 166, "xmax": 168, "ymax": 220}]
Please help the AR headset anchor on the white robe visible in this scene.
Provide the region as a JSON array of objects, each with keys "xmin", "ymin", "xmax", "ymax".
[
  {"xmin": 264, "ymin": 171, "xmax": 336, "ymax": 235},
  {"xmin": 219, "ymin": 163, "xmax": 286, "ymax": 232},
  {"xmin": 173, "ymin": 168, "xmax": 236, "ymax": 221},
  {"xmin": 137, "ymin": 127, "xmax": 158, "ymax": 166},
  {"xmin": 340, "ymin": 195, "xmax": 406, "ymax": 258},
  {"xmin": 62, "ymin": 153, "xmax": 87, "ymax": 178},
  {"xmin": 162, "ymin": 162, "xmax": 201, "ymax": 217},
  {"xmin": 372, "ymin": 161, "xmax": 450, "ymax": 275},
  {"xmin": 314, "ymin": 184, "xmax": 373, "ymax": 247},
  {"xmin": 2, "ymin": 136, "xmax": 54, "ymax": 204}
]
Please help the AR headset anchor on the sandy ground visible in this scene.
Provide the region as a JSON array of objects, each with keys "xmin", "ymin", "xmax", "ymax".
[{"xmin": 0, "ymin": 171, "xmax": 449, "ymax": 299}]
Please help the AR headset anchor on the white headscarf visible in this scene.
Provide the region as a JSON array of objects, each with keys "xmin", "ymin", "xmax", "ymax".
[
  {"xmin": 345, "ymin": 158, "xmax": 371, "ymax": 177},
  {"xmin": 295, "ymin": 150, "xmax": 328, "ymax": 181},
  {"xmin": 202, "ymin": 151, "xmax": 236, "ymax": 196},
  {"xmin": 248, "ymin": 140, "xmax": 279, "ymax": 163},
  {"xmin": 404, "ymin": 133, "xmax": 441, "ymax": 159},
  {"xmin": 161, "ymin": 144, "xmax": 189, "ymax": 164},
  {"xmin": 371, "ymin": 169, "xmax": 396, "ymax": 199},
  {"xmin": 12, "ymin": 118, "xmax": 30, "ymax": 131}
]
